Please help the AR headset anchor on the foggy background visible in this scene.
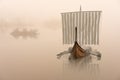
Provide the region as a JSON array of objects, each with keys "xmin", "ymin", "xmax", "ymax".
[{"xmin": 0, "ymin": 0, "xmax": 120, "ymax": 80}]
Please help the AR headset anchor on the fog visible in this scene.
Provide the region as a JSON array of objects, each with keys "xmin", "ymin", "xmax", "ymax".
[{"xmin": 0, "ymin": 0, "xmax": 120, "ymax": 80}]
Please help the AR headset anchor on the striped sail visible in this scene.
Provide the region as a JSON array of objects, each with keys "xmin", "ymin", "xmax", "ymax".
[{"xmin": 61, "ymin": 11, "xmax": 102, "ymax": 45}]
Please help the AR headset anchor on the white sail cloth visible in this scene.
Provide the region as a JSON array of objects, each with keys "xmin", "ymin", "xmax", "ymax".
[{"xmin": 61, "ymin": 11, "xmax": 101, "ymax": 45}]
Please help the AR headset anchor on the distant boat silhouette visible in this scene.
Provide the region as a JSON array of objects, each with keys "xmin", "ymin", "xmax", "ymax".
[{"xmin": 11, "ymin": 28, "xmax": 38, "ymax": 39}]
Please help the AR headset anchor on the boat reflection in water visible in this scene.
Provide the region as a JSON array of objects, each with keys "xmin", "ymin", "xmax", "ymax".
[{"xmin": 10, "ymin": 28, "xmax": 39, "ymax": 39}]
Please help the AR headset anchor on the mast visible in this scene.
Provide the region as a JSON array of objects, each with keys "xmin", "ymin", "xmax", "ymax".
[
  {"xmin": 80, "ymin": 5, "xmax": 82, "ymax": 11},
  {"xmin": 75, "ymin": 27, "xmax": 77, "ymax": 42}
]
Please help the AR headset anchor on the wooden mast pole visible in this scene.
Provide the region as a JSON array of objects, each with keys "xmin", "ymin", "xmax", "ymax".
[
  {"xmin": 74, "ymin": 5, "xmax": 81, "ymax": 43},
  {"xmin": 75, "ymin": 27, "xmax": 77, "ymax": 42},
  {"xmin": 80, "ymin": 5, "xmax": 82, "ymax": 11}
]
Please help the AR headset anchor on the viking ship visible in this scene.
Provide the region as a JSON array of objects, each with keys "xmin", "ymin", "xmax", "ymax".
[{"xmin": 61, "ymin": 6, "xmax": 102, "ymax": 59}]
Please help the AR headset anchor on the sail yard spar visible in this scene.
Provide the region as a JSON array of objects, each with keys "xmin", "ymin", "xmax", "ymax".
[{"xmin": 61, "ymin": 7, "xmax": 102, "ymax": 58}]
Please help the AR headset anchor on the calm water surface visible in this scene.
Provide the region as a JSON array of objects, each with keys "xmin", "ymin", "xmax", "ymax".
[{"xmin": 0, "ymin": 26, "xmax": 120, "ymax": 80}]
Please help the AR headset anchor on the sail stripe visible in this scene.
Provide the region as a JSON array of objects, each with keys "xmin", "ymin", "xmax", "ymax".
[
  {"xmin": 69, "ymin": 13, "xmax": 71, "ymax": 44},
  {"xmin": 88, "ymin": 12, "xmax": 91, "ymax": 44},
  {"xmin": 89, "ymin": 12, "xmax": 91, "ymax": 44},
  {"xmin": 97, "ymin": 12, "xmax": 101, "ymax": 44},
  {"xmin": 66, "ymin": 13, "xmax": 69, "ymax": 44},
  {"xmin": 93, "ymin": 12, "xmax": 96, "ymax": 45},
  {"xmin": 86, "ymin": 12, "xmax": 88, "ymax": 45},
  {"xmin": 77, "ymin": 13, "xmax": 80, "ymax": 43},
  {"xmin": 73, "ymin": 13, "xmax": 75, "ymax": 41},
  {"xmin": 61, "ymin": 14, "xmax": 64, "ymax": 44},
  {"xmin": 91, "ymin": 13, "xmax": 94, "ymax": 44},
  {"xmin": 67, "ymin": 13, "xmax": 71, "ymax": 44},
  {"xmin": 63, "ymin": 14, "xmax": 65, "ymax": 44},
  {"xmin": 84, "ymin": 12, "xmax": 85, "ymax": 45},
  {"xmin": 77, "ymin": 12, "xmax": 79, "ymax": 44},
  {"xmin": 71, "ymin": 13, "xmax": 74, "ymax": 44},
  {"xmin": 96, "ymin": 12, "xmax": 99, "ymax": 45},
  {"xmin": 80, "ymin": 12, "xmax": 83, "ymax": 45},
  {"xmin": 96, "ymin": 12, "xmax": 98, "ymax": 45},
  {"xmin": 71, "ymin": 13, "xmax": 72, "ymax": 44},
  {"xmin": 64, "ymin": 14, "xmax": 66, "ymax": 44},
  {"xmin": 61, "ymin": 14, "xmax": 63, "ymax": 43},
  {"xmin": 84, "ymin": 12, "xmax": 86, "ymax": 45},
  {"xmin": 84, "ymin": 12, "xmax": 86, "ymax": 44},
  {"xmin": 65, "ymin": 13, "xmax": 67, "ymax": 44},
  {"xmin": 69, "ymin": 13, "xmax": 72, "ymax": 44},
  {"xmin": 94, "ymin": 12, "xmax": 97, "ymax": 44},
  {"xmin": 82, "ymin": 12, "xmax": 85, "ymax": 45},
  {"xmin": 93, "ymin": 12, "xmax": 95, "ymax": 45},
  {"xmin": 85, "ymin": 12, "xmax": 87, "ymax": 44},
  {"xmin": 91, "ymin": 12, "xmax": 93, "ymax": 45},
  {"xmin": 87, "ymin": 12, "xmax": 89, "ymax": 44},
  {"xmin": 90, "ymin": 12, "xmax": 93, "ymax": 44},
  {"xmin": 79, "ymin": 11, "xmax": 81, "ymax": 45}
]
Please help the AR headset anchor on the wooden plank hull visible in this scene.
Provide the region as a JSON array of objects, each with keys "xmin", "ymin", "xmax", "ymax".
[{"xmin": 71, "ymin": 41, "xmax": 86, "ymax": 59}]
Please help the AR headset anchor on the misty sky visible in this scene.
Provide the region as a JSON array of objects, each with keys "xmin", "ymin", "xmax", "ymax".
[
  {"xmin": 0, "ymin": 0, "xmax": 119, "ymax": 21},
  {"xmin": 0, "ymin": 0, "xmax": 120, "ymax": 41}
]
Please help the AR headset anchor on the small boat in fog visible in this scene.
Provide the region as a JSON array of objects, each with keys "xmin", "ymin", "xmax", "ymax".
[{"xmin": 11, "ymin": 28, "xmax": 38, "ymax": 39}]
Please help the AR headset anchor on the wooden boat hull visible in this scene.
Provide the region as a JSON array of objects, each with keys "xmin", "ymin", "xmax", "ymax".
[{"xmin": 71, "ymin": 41, "xmax": 86, "ymax": 59}]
